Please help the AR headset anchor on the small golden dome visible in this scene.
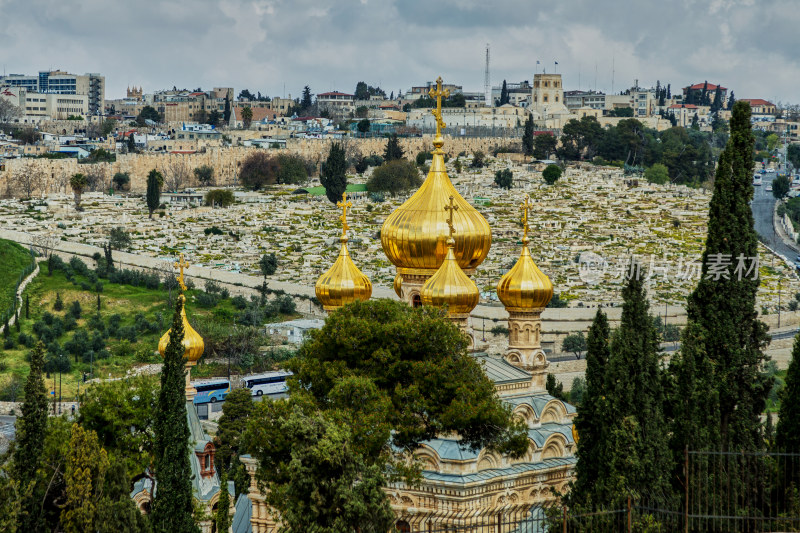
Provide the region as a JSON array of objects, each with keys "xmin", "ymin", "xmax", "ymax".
[
  {"xmin": 497, "ymin": 196, "xmax": 553, "ymax": 311},
  {"xmin": 393, "ymin": 273, "xmax": 403, "ymax": 298},
  {"xmin": 158, "ymin": 294, "xmax": 205, "ymax": 363},
  {"xmin": 315, "ymin": 193, "xmax": 372, "ymax": 311},
  {"xmin": 381, "ymin": 77, "xmax": 490, "ymax": 276},
  {"xmin": 421, "ymin": 237, "xmax": 480, "ymax": 315}
]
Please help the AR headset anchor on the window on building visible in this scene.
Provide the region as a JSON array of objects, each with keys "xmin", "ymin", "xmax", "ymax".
[{"xmin": 543, "ymin": 96, "xmax": 548, "ymax": 103}]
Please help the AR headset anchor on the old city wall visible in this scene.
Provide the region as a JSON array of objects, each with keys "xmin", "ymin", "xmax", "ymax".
[{"xmin": 1, "ymin": 136, "xmax": 507, "ymax": 196}]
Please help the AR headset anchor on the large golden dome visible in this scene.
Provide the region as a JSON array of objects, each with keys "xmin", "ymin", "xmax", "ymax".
[
  {"xmin": 421, "ymin": 237, "xmax": 480, "ymax": 315},
  {"xmin": 381, "ymin": 79, "xmax": 490, "ymax": 276},
  {"xmin": 159, "ymin": 294, "xmax": 205, "ymax": 363},
  {"xmin": 315, "ymin": 193, "xmax": 372, "ymax": 311},
  {"xmin": 497, "ymin": 197, "xmax": 553, "ymax": 311}
]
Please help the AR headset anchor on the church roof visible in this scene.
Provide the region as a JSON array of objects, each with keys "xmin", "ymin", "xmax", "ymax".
[
  {"xmin": 232, "ymin": 493, "xmax": 253, "ymax": 533},
  {"xmin": 420, "ymin": 456, "xmax": 576, "ymax": 485},
  {"xmin": 473, "ymin": 353, "xmax": 531, "ymax": 384},
  {"xmin": 504, "ymin": 393, "xmax": 578, "ymax": 416}
]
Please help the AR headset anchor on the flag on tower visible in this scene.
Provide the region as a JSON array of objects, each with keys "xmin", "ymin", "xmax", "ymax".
[{"xmin": 555, "ymin": 61, "xmax": 558, "ymax": 65}]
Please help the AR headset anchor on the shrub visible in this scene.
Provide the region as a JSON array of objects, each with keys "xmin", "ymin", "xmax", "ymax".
[
  {"xmin": 644, "ymin": 163, "xmax": 670, "ymax": 185},
  {"xmin": 231, "ymin": 295, "xmax": 248, "ymax": 310},
  {"xmin": 204, "ymin": 226, "xmax": 225, "ymax": 236},
  {"xmin": 53, "ymin": 293, "xmax": 64, "ymax": 311},
  {"xmin": 117, "ymin": 326, "xmax": 137, "ymax": 342},
  {"xmin": 542, "ymin": 164, "xmax": 562, "ymax": 185},
  {"xmin": 470, "ymin": 151, "xmax": 486, "ymax": 168},
  {"xmin": 494, "ymin": 168, "xmax": 513, "ymax": 189},
  {"xmin": 366, "ymin": 159, "xmax": 423, "ymax": 195},
  {"xmin": 68, "ymin": 300, "xmax": 82, "ymax": 319},
  {"xmin": 490, "ymin": 325, "xmax": 510, "ymax": 336},
  {"xmin": 196, "ymin": 292, "xmax": 220, "ymax": 308},
  {"xmin": 240, "ymin": 151, "xmax": 279, "ymax": 190},
  {"xmin": 205, "ymin": 189, "xmax": 235, "ymax": 208},
  {"xmin": 276, "ymin": 154, "xmax": 309, "ymax": 185},
  {"xmin": 63, "ymin": 315, "xmax": 78, "ymax": 332},
  {"xmin": 69, "ymin": 256, "xmax": 90, "ymax": 276},
  {"xmin": 364, "ymin": 154, "xmax": 384, "ymax": 167}
]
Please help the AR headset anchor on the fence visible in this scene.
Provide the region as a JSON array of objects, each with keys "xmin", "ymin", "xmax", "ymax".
[
  {"xmin": 1, "ymin": 248, "xmax": 37, "ymax": 325},
  {"xmin": 394, "ymin": 449, "xmax": 800, "ymax": 533}
]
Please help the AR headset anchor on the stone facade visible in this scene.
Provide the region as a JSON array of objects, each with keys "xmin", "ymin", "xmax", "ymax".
[{"xmin": 1, "ymin": 136, "xmax": 507, "ymax": 197}]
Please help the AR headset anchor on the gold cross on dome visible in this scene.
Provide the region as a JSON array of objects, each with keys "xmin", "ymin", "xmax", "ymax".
[
  {"xmin": 444, "ymin": 195, "xmax": 458, "ymax": 239},
  {"xmin": 337, "ymin": 192, "xmax": 352, "ymax": 235},
  {"xmin": 175, "ymin": 253, "xmax": 190, "ymax": 291},
  {"xmin": 521, "ymin": 195, "xmax": 531, "ymax": 241},
  {"xmin": 429, "ymin": 76, "xmax": 450, "ymax": 137}
]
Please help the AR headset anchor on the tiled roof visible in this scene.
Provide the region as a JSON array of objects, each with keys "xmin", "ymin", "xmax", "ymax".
[
  {"xmin": 686, "ymin": 83, "xmax": 727, "ymax": 91},
  {"xmin": 473, "ymin": 353, "xmax": 531, "ymax": 384},
  {"xmin": 420, "ymin": 457, "xmax": 576, "ymax": 485},
  {"xmin": 317, "ymin": 91, "xmax": 354, "ymax": 97},
  {"xmin": 740, "ymin": 99, "xmax": 775, "ymax": 107}
]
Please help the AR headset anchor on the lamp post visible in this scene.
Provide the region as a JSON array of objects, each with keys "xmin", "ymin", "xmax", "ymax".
[{"xmin": 482, "ymin": 317, "xmax": 487, "ymax": 342}]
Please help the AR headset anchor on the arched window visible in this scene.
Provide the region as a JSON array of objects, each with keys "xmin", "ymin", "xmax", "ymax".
[
  {"xmin": 396, "ymin": 520, "xmax": 411, "ymax": 533},
  {"xmin": 412, "ymin": 294, "xmax": 422, "ymax": 308}
]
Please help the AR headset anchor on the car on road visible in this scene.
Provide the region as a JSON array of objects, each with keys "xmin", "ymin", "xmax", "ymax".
[
  {"xmin": 766, "ymin": 185, "xmax": 773, "ymax": 192},
  {"xmin": 753, "ymin": 176, "xmax": 763, "ymax": 186}
]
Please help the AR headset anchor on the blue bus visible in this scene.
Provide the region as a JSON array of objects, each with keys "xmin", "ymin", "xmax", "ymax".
[{"xmin": 192, "ymin": 380, "xmax": 230, "ymax": 404}]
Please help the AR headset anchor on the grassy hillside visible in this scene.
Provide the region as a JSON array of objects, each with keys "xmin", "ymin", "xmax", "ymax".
[
  {"xmin": 0, "ymin": 239, "xmax": 34, "ymax": 321},
  {"xmin": 0, "ymin": 256, "xmax": 300, "ymax": 400}
]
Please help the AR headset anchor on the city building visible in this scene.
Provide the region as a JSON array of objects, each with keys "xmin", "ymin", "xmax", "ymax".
[
  {"xmin": 316, "ymin": 91, "xmax": 356, "ymax": 115},
  {"xmin": 492, "ymin": 81, "xmax": 533, "ymax": 107},
  {"xmin": 682, "ymin": 82, "xmax": 727, "ymax": 105},
  {"xmin": 740, "ymin": 99, "xmax": 776, "ymax": 117},
  {"xmin": 0, "ymin": 86, "xmax": 90, "ymax": 122},
  {"xmin": 0, "ymin": 70, "xmax": 105, "ymax": 115},
  {"xmin": 406, "ymin": 104, "xmax": 527, "ymax": 130},
  {"xmin": 564, "ymin": 90, "xmax": 606, "ymax": 111}
]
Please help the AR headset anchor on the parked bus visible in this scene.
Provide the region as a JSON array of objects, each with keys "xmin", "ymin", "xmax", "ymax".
[
  {"xmin": 191, "ymin": 380, "xmax": 230, "ymax": 405},
  {"xmin": 243, "ymin": 371, "xmax": 293, "ymax": 397}
]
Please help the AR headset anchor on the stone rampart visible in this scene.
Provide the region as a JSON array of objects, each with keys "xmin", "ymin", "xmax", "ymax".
[{"xmin": 1, "ymin": 136, "xmax": 509, "ymax": 197}]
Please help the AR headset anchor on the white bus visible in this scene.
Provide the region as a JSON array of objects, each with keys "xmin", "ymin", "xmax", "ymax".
[{"xmin": 243, "ymin": 371, "xmax": 293, "ymax": 397}]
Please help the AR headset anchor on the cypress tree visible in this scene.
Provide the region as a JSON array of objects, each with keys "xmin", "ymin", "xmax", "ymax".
[
  {"xmin": 15, "ymin": 309, "xmax": 20, "ymax": 332},
  {"xmin": 670, "ymin": 100, "xmax": 769, "ymax": 455},
  {"xmin": 215, "ymin": 472, "xmax": 230, "ymax": 533},
  {"xmin": 500, "ymin": 80, "xmax": 509, "ymax": 105},
  {"xmin": 602, "ymin": 264, "xmax": 671, "ymax": 503},
  {"xmin": 25, "ymin": 294, "xmax": 29, "ymax": 319},
  {"xmin": 151, "ymin": 295, "xmax": 198, "ymax": 533},
  {"xmin": 573, "ymin": 309, "xmax": 610, "ymax": 502},
  {"xmin": 14, "ymin": 341, "xmax": 49, "ymax": 531},
  {"xmin": 383, "ymin": 133, "xmax": 404, "ymax": 162},
  {"xmin": 522, "ymin": 115, "xmax": 534, "ymax": 156},
  {"xmin": 127, "ymin": 132, "xmax": 136, "ymax": 153},
  {"xmin": 777, "ymin": 334, "xmax": 800, "ymax": 452},
  {"xmin": 320, "ymin": 143, "xmax": 348, "ymax": 204},
  {"xmin": 146, "ymin": 169, "xmax": 163, "ymax": 219}
]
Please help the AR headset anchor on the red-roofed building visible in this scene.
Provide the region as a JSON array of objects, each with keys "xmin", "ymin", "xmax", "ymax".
[
  {"xmin": 317, "ymin": 91, "xmax": 355, "ymax": 115},
  {"xmin": 739, "ymin": 99, "xmax": 776, "ymax": 116},
  {"xmin": 682, "ymin": 82, "xmax": 728, "ymax": 106}
]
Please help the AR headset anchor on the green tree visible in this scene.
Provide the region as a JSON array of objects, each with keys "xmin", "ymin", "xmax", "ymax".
[
  {"xmin": 13, "ymin": 341, "xmax": 49, "ymax": 532},
  {"xmin": 383, "ymin": 133, "xmax": 404, "ymax": 162},
  {"xmin": 494, "ymin": 168, "xmax": 513, "ymax": 189},
  {"xmin": 788, "ymin": 143, "xmax": 800, "ymax": 169},
  {"xmin": 644, "ymin": 163, "xmax": 670, "ymax": 184},
  {"xmin": 320, "ymin": 143, "xmax": 348, "ymax": 204},
  {"xmin": 562, "ymin": 331, "xmax": 587, "ymax": 358},
  {"xmin": 100, "ymin": 118, "xmax": 117, "ymax": 136},
  {"xmin": 108, "ymin": 227, "xmax": 131, "ymax": 251},
  {"xmin": 127, "ymin": 132, "xmax": 136, "ymax": 153},
  {"xmin": 259, "ymin": 252, "xmax": 278, "ymax": 278},
  {"xmin": 215, "ymin": 472, "xmax": 230, "ymax": 533},
  {"xmin": 533, "ymin": 132, "xmax": 557, "ymax": 160},
  {"xmin": 112, "ymin": 172, "xmax": 130, "ymax": 191},
  {"xmin": 607, "ymin": 107, "xmax": 634, "ymax": 117},
  {"xmin": 151, "ymin": 295, "xmax": 198, "ymax": 533},
  {"xmin": 470, "ymin": 150, "xmax": 486, "ymax": 168},
  {"xmin": 240, "ymin": 151, "xmax": 278, "ymax": 190},
  {"xmin": 193, "ymin": 164, "xmax": 215, "ymax": 186},
  {"xmin": 70, "ymin": 173, "xmax": 88, "ymax": 211},
  {"xmin": 301, "ymin": 86, "xmax": 313, "ymax": 110},
  {"xmin": 276, "ymin": 153, "xmax": 308, "ymax": 185},
  {"xmin": 146, "ymin": 169, "xmax": 163, "ymax": 219},
  {"xmin": 206, "ymin": 109, "xmax": 223, "ymax": 128},
  {"xmin": 241, "ymin": 106, "xmax": 253, "ymax": 129},
  {"xmin": 603, "ymin": 264, "xmax": 671, "ymax": 504},
  {"xmin": 285, "ymin": 300, "xmax": 528, "ymax": 456},
  {"xmin": 366, "ymin": 159, "xmax": 423, "ymax": 195},
  {"xmin": 356, "ymin": 118, "xmax": 371, "ymax": 133},
  {"xmin": 572, "ymin": 310, "xmax": 611, "ymax": 502},
  {"xmin": 773, "ymin": 174, "xmax": 791, "ymax": 199},
  {"xmin": 223, "ymin": 95, "xmax": 231, "ymax": 123},
  {"xmin": 546, "ymin": 373, "xmax": 567, "ymax": 401},
  {"xmin": 777, "ymin": 333, "xmax": 800, "ymax": 452},
  {"xmin": 542, "ymin": 164, "xmax": 562, "ymax": 184},
  {"xmin": 354, "ymin": 81, "xmax": 370, "ymax": 101},
  {"xmin": 499, "ymin": 80, "xmax": 509, "ymax": 105},
  {"xmin": 767, "ymin": 133, "xmax": 780, "ymax": 152},
  {"xmin": 78, "ymin": 376, "xmax": 159, "ymax": 480},
  {"xmin": 54, "ymin": 292, "xmax": 64, "ymax": 311},
  {"xmin": 204, "ymin": 189, "xmax": 234, "ymax": 207},
  {"xmin": 522, "ymin": 115, "xmax": 535, "ymax": 156},
  {"xmin": 246, "ymin": 400, "xmax": 395, "ymax": 533},
  {"xmin": 669, "ymin": 101, "xmax": 770, "ymax": 457},
  {"xmin": 214, "ymin": 388, "xmax": 253, "ymax": 494},
  {"xmin": 61, "ymin": 423, "xmax": 110, "ymax": 533},
  {"xmin": 137, "ymin": 105, "xmax": 160, "ymax": 124}
]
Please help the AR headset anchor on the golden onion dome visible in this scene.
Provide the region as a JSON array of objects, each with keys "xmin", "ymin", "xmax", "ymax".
[
  {"xmin": 158, "ymin": 294, "xmax": 205, "ymax": 363},
  {"xmin": 393, "ymin": 273, "xmax": 403, "ymax": 298},
  {"xmin": 381, "ymin": 153, "xmax": 491, "ymax": 275},
  {"xmin": 315, "ymin": 192, "xmax": 372, "ymax": 311},
  {"xmin": 420, "ymin": 236, "xmax": 480, "ymax": 315},
  {"xmin": 497, "ymin": 196, "xmax": 553, "ymax": 311}
]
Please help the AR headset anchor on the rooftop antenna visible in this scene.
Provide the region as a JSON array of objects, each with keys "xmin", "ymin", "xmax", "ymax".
[
  {"xmin": 594, "ymin": 62, "xmax": 598, "ymax": 92},
  {"xmin": 484, "ymin": 43, "xmax": 491, "ymax": 107}
]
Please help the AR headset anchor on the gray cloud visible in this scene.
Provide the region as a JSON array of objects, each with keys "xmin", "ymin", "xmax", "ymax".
[{"xmin": 0, "ymin": 0, "xmax": 797, "ymax": 102}]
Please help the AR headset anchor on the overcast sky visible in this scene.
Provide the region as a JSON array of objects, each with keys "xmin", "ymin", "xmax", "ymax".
[{"xmin": 1, "ymin": 0, "xmax": 797, "ymax": 103}]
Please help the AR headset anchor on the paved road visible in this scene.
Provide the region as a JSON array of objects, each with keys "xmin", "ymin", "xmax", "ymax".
[{"xmin": 752, "ymin": 178, "xmax": 798, "ymax": 261}]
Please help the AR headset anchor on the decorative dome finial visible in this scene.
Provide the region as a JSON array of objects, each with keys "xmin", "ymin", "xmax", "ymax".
[
  {"xmin": 158, "ymin": 254, "xmax": 205, "ymax": 364},
  {"xmin": 429, "ymin": 76, "xmax": 450, "ymax": 152},
  {"xmin": 316, "ymin": 192, "xmax": 372, "ymax": 311}
]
